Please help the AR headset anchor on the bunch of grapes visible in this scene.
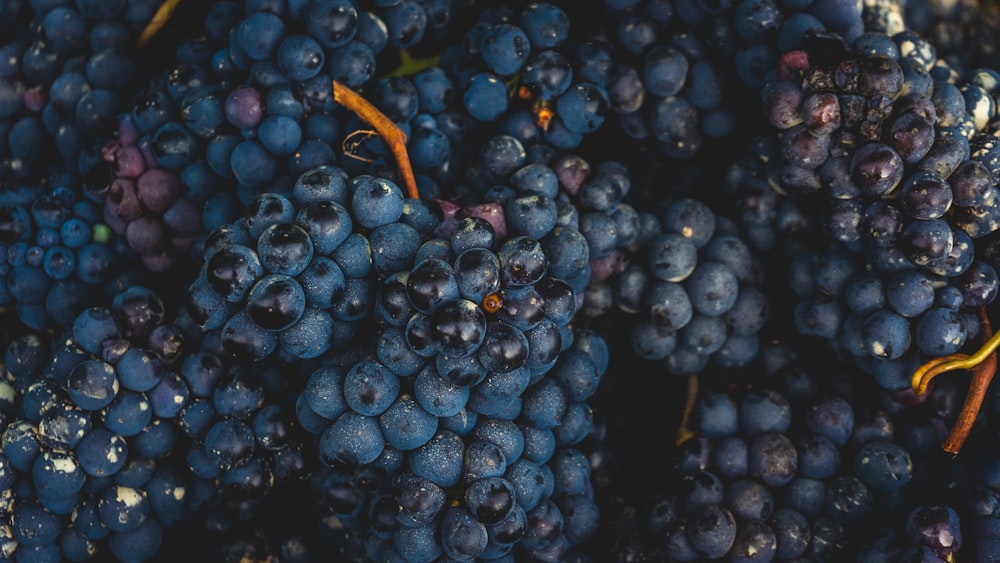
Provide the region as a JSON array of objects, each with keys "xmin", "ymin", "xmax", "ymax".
[
  {"xmin": 598, "ymin": 350, "xmax": 924, "ymax": 561},
  {"xmin": 0, "ymin": 0, "xmax": 168, "ymax": 184},
  {"xmin": 95, "ymin": 0, "xmax": 402, "ymax": 269},
  {"xmin": 0, "ymin": 287, "xmax": 195, "ymax": 563},
  {"xmin": 0, "ymin": 183, "xmax": 127, "ymax": 330},
  {"xmin": 594, "ymin": 197, "xmax": 770, "ymax": 375},
  {"xmin": 741, "ymin": 27, "xmax": 1000, "ymax": 391},
  {"xmin": 295, "ymin": 324, "xmax": 608, "ymax": 561},
  {"xmin": 189, "ymin": 168, "xmax": 408, "ymax": 362}
]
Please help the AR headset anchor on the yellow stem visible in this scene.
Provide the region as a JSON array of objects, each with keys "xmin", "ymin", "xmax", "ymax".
[
  {"xmin": 675, "ymin": 374, "xmax": 699, "ymax": 447},
  {"xmin": 136, "ymin": 0, "xmax": 184, "ymax": 48},
  {"xmin": 941, "ymin": 308, "xmax": 997, "ymax": 454},
  {"xmin": 911, "ymin": 327, "xmax": 1000, "ymax": 395}
]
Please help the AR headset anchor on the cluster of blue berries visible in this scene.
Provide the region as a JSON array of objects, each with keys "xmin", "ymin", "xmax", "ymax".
[
  {"xmin": 0, "ymin": 0, "xmax": 162, "ymax": 184},
  {"xmin": 603, "ymin": 351, "xmax": 923, "ymax": 561},
  {"xmin": 295, "ymin": 325, "xmax": 608, "ymax": 560},
  {"xmin": 736, "ymin": 23, "xmax": 1000, "ymax": 390},
  {"xmin": 191, "ymin": 166, "xmax": 409, "ymax": 362},
  {"xmin": 96, "ymin": 0, "xmax": 399, "ymax": 268},
  {"xmin": 0, "ymin": 185, "xmax": 124, "ymax": 331},
  {"xmin": 2, "ymin": 289, "xmax": 192, "ymax": 563},
  {"xmin": 605, "ymin": 197, "xmax": 769, "ymax": 374}
]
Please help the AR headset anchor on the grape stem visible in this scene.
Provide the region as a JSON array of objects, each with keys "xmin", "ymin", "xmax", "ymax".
[
  {"xmin": 942, "ymin": 308, "xmax": 996, "ymax": 454},
  {"xmin": 675, "ymin": 374, "xmax": 698, "ymax": 447},
  {"xmin": 911, "ymin": 307, "xmax": 998, "ymax": 454},
  {"xmin": 383, "ymin": 49, "xmax": 442, "ymax": 78},
  {"xmin": 332, "ymin": 80, "xmax": 419, "ymax": 200},
  {"xmin": 136, "ymin": 0, "xmax": 184, "ymax": 48}
]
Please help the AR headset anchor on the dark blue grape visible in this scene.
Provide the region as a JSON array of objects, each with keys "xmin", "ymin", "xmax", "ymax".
[
  {"xmin": 430, "ymin": 298, "xmax": 488, "ymax": 357},
  {"xmin": 343, "ymin": 360, "xmax": 400, "ymax": 417},
  {"xmin": 519, "ymin": 2, "xmax": 569, "ymax": 48},
  {"xmin": 221, "ymin": 309, "xmax": 278, "ymax": 361},
  {"xmin": 748, "ymin": 432, "xmax": 798, "ymax": 487},
  {"xmin": 728, "ymin": 519, "xmax": 778, "ymax": 563},
  {"xmin": 464, "ymin": 72, "xmax": 509, "ymax": 122},
  {"xmin": 256, "ymin": 223, "xmax": 314, "ymax": 276},
  {"xmin": 521, "ymin": 50, "xmax": 573, "ymax": 101},
  {"xmin": 206, "ymin": 244, "xmax": 264, "ymax": 302},
  {"xmin": 685, "ymin": 504, "xmax": 737, "ymax": 559},
  {"xmin": 851, "ymin": 142, "xmax": 905, "ymax": 197},
  {"xmin": 901, "ymin": 218, "xmax": 953, "ymax": 269},
  {"xmin": 440, "ymin": 505, "xmax": 489, "ymax": 559},
  {"xmin": 380, "ymin": 393, "xmax": 437, "ymax": 451},
  {"xmin": 67, "ymin": 359, "xmax": 118, "ymax": 411},
  {"xmin": 520, "ymin": 499, "xmax": 563, "ymax": 551},
  {"xmin": 245, "ymin": 274, "xmax": 307, "ymax": 331},
  {"xmin": 481, "ymin": 23, "xmax": 531, "ymax": 76},
  {"xmin": 97, "ymin": 485, "xmax": 149, "ymax": 533}
]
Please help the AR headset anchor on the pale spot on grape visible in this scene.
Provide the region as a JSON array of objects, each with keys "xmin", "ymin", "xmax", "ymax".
[
  {"xmin": 116, "ymin": 485, "xmax": 145, "ymax": 508},
  {"xmin": 52, "ymin": 457, "xmax": 77, "ymax": 473},
  {"xmin": 0, "ymin": 382, "xmax": 15, "ymax": 405}
]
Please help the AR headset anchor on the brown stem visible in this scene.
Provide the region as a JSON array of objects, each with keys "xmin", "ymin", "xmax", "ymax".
[
  {"xmin": 675, "ymin": 374, "xmax": 699, "ymax": 447},
  {"xmin": 332, "ymin": 80, "xmax": 419, "ymax": 200},
  {"xmin": 942, "ymin": 307, "xmax": 996, "ymax": 454},
  {"xmin": 136, "ymin": 0, "xmax": 184, "ymax": 48}
]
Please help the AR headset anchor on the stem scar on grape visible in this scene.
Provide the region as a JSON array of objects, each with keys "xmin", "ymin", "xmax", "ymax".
[
  {"xmin": 333, "ymin": 80, "xmax": 420, "ymax": 200},
  {"xmin": 511, "ymin": 78, "xmax": 555, "ymax": 132},
  {"xmin": 481, "ymin": 293, "xmax": 503, "ymax": 314},
  {"xmin": 533, "ymin": 100, "xmax": 554, "ymax": 132},
  {"xmin": 911, "ymin": 307, "xmax": 998, "ymax": 454}
]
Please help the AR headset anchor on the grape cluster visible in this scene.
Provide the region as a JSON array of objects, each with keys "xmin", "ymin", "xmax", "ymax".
[
  {"xmin": 0, "ymin": 280, "xmax": 326, "ymax": 562},
  {"xmin": 541, "ymin": 152, "xmax": 636, "ymax": 290},
  {"xmin": 445, "ymin": 2, "xmax": 607, "ymax": 151},
  {"xmin": 593, "ymin": 196, "xmax": 770, "ymax": 374},
  {"xmin": 583, "ymin": 0, "xmax": 868, "ymax": 158},
  {"xmin": 870, "ymin": 0, "xmax": 1000, "ymax": 80},
  {"xmin": 0, "ymin": 184, "xmax": 125, "ymax": 330},
  {"xmin": 742, "ymin": 27, "xmax": 1000, "ymax": 389},
  {"xmin": 277, "ymin": 148, "xmax": 605, "ymax": 558},
  {"xmin": 98, "ymin": 0, "xmax": 400, "ymax": 269},
  {"xmin": 0, "ymin": 0, "xmax": 166, "ymax": 184},
  {"xmin": 189, "ymin": 166, "xmax": 410, "ymax": 362},
  {"xmin": 0, "ymin": 288, "xmax": 190, "ymax": 563},
  {"xmin": 602, "ymin": 357, "xmax": 921, "ymax": 561},
  {"xmin": 296, "ymin": 325, "xmax": 608, "ymax": 561},
  {"xmin": 98, "ymin": 110, "xmax": 211, "ymax": 273}
]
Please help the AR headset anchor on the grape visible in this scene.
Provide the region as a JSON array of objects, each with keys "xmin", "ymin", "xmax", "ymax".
[{"xmin": 905, "ymin": 505, "xmax": 963, "ymax": 560}]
